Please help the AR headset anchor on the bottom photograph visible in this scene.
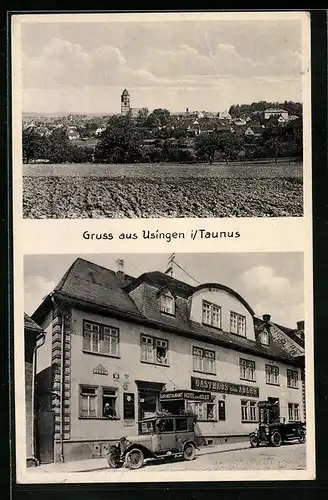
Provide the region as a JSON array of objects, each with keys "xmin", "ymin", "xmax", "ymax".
[{"xmin": 21, "ymin": 252, "xmax": 310, "ymax": 480}]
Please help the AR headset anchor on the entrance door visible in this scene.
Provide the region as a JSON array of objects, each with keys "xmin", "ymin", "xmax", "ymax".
[
  {"xmin": 268, "ymin": 397, "xmax": 280, "ymax": 423},
  {"xmin": 138, "ymin": 391, "xmax": 159, "ymax": 420},
  {"xmin": 36, "ymin": 410, "xmax": 55, "ymax": 464}
]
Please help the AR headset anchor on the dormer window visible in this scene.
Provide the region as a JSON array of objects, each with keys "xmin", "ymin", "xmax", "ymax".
[
  {"xmin": 159, "ymin": 291, "xmax": 175, "ymax": 316},
  {"xmin": 259, "ymin": 329, "xmax": 269, "ymax": 346},
  {"xmin": 202, "ymin": 300, "xmax": 221, "ymax": 329},
  {"xmin": 230, "ymin": 312, "xmax": 246, "ymax": 337}
]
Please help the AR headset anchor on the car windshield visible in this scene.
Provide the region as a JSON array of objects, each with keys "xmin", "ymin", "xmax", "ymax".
[{"xmin": 139, "ymin": 420, "xmax": 156, "ymax": 434}]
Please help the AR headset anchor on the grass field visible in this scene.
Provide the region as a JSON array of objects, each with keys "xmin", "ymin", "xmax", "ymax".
[{"xmin": 22, "ymin": 161, "xmax": 303, "ymax": 218}]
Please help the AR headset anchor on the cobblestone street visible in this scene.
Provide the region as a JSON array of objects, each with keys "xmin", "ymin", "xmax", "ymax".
[{"xmin": 88, "ymin": 443, "xmax": 306, "ymax": 474}]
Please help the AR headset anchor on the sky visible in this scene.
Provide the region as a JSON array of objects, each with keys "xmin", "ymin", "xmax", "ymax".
[
  {"xmin": 24, "ymin": 252, "xmax": 304, "ymax": 329},
  {"xmin": 19, "ymin": 14, "xmax": 306, "ymax": 114}
]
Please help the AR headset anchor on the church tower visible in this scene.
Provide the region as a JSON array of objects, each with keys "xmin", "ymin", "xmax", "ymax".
[{"xmin": 121, "ymin": 89, "xmax": 130, "ymax": 116}]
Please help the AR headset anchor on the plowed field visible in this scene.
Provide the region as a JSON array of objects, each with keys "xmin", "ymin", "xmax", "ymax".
[{"xmin": 22, "ymin": 162, "xmax": 303, "ymax": 218}]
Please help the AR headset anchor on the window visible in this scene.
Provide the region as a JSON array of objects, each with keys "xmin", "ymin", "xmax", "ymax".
[
  {"xmin": 240, "ymin": 358, "xmax": 256, "ymax": 381},
  {"xmin": 160, "ymin": 293, "xmax": 175, "ymax": 315},
  {"xmin": 202, "ymin": 301, "xmax": 221, "ymax": 328},
  {"xmin": 80, "ymin": 385, "xmax": 118, "ymax": 419},
  {"xmin": 140, "ymin": 335, "xmax": 168, "ymax": 365},
  {"xmin": 287, "ymin": 369, "xmax": 298, "ymax": 389},
  {"xmin": 192, "ymin": 346, "xmax": 216, "ymax": 374},
  {"xmin": 265, "ymin": 365, "xmax": 279, "ymax": 385},
  {"xmin": 241, "ymin": 400, "xmax": 258, "ymax": 422},
  {"xmin": 102, "ymin": 388, "xmax": 117, "ymax": 418},
  {"xmin": 230, "ymin": 312, "xmax": 246, "ymax": 336},
  {"xmin": 83, "ymin": 321, "xmax": 119, "ymax": 357},
  {"xmin": 187, "ymin": 401, "xmax": 216, "ymax": 421},
  {"xmin": 288, "ymin": 403, "xmax": 300, "ymax": 422},
  {"xmin": 80, "ymin": 386, "xmax": 97, "ymax": 418},
  {"xmin": 157, "ymin": 418, "xmax": 174, "ymax": 432},
  {"xmin": 176, "ymin": 418, "xmax": 188, "ymax": 431}
]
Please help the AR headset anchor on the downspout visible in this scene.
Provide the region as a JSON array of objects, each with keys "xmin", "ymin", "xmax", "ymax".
[
  {"xmin": 31, "ymin": 331, "xmax": 46, "ymax": 465},
  {"xmin": 60, "ymin": 312, "xmax": 65, "ymax": 463}
]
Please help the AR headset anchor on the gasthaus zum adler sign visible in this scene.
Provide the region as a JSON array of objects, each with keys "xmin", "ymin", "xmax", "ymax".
[{"xmin": 191, "ymin": 376, "xmax": 260, "ymax": 397}]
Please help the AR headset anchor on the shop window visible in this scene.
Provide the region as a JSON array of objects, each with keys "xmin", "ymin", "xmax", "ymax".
[
  {"xmin": 241, "ymin": 400, "xmax": 258, "ymax": 422},
  {"xmin": 140, "ymin": 334, "xmax": 168, "ymax": 365},
  {"xmin": 83, "ymin": 321, "xmax": 119, "ymax": 357},
  {"xmin": 202, "ymin": 301, "xmax": 221, "ymax": 328},
  {"xmin": 287, "ymin": 369, "xmax": 298, "ymax": 389},
  {"xmin": 80, "ymin": 386, "xmax": 97, "ymax": 418},
  {"xmin": 288, "ymin": 403, "xmax": 300, "ymax": 421},
  {"xmin": 230, "ymin": 312, "xmax": 246, "ymax": 336},
  {"xmin": 240, "ymin": 358, "xmax": 256, "ymax": 381},
  {"xmin": 102, "ymin": 388, "xmax": 117, "ymax": 419},
  {"xmin": 176, "ymin": 418, "xmax": 188, "ymax": 431},
  {"xmin": 159, "ymin": 292, "xmax": 175, "ymax": 315},
  {"xmin": 192, "ymin": 346, "xmax": 216, "ymax": 374},
  {"xmin": 188, "ymin": 401, "xmax": 216, "ymax": 421},
  {"xmin": 265, "ymin": 365, "xmax": 279, "ymax": 385}
]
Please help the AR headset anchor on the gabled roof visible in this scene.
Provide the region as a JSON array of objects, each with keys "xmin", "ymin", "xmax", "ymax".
[
  {"xmin": 32, "ymin": 259, "xmax": 302, "ymax": 366},
  {"xmin": 24, "ymin": 313, "xmax": 44, "ymax": 333}
]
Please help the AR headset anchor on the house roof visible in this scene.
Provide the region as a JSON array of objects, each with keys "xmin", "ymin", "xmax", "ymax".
[
  {"xmin": 33, "ymin": 259, "xmax": 302, "ymax": 367},
  {"xmin": 24, "ymin": 313, "xmax": 44, "ymax": 333},
  {"xmin": 264, "ymin": 108, "xmax": 288, "ymax": 113},
  {"xmin": 52, "ymin": 258, "xmax": 138, "ymax": 316}
]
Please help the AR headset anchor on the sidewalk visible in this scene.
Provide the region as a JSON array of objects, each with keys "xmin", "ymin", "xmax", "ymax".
[{"xmin": 31, "ymin": 441, "xmax": 250, "ymax": 474}]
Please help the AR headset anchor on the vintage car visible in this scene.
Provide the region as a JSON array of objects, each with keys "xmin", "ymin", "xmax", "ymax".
[
  {"xmin": 249, "ymin": 401, "xmax": 306, "ymax": 448},
  {"xmin": 107, "ymin": 413, "xmax": 199, "ymax": 469}
]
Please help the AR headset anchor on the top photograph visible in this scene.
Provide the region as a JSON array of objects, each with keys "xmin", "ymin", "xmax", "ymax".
[{"xmin": 14, "ymin": 12, "xmax": 310, "ymax": 219}]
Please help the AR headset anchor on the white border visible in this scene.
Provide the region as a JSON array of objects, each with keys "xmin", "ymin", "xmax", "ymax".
[{"xmin": 12, "ymin": 10, "xmax": 315, "ymax": 483}]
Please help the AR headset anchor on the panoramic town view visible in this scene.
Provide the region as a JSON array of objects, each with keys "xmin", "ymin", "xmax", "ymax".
[{"xmin": 20, "ymin": 16, "xmax": 305, "ymax": 219}]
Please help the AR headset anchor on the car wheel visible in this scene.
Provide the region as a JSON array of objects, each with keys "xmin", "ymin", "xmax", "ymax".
[
  {"xmin": 270, "ymin": 431, "xmax": 282, "ymax": 447},
  {"xmin": 250, "ymin": 436, "xmax": 259, "ymax": 448},
  {"xmin": 107, "ymin": 451, "xmax": 123, "ymax": 469},
  {"xmin": 183, "ymin": 443, "xmax": 196, "ymax": 461},
  {"xmin": 298, "ymin": 431, "xmax": 306, "ymax": 444},
  {"xmin": 125, "ymin": 448, "xmax": 144, "ymax": 469}
]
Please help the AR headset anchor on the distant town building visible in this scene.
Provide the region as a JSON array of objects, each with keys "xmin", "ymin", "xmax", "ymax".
[
  {"xmin": 121, "ymin": 89, "xmax": 130, "ymax": 116},
  {"xmin": 67, "ymin": 126, "xmax": 80, "ymax": 141},
  {"xmin": 264, "ymin": 108, "xmax": 289, "ymax": 120}
]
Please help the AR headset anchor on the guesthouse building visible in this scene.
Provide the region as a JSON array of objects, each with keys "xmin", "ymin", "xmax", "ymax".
[{"xmin": 31, "ymin": 258, "xmax": 305, "ymax": 463}]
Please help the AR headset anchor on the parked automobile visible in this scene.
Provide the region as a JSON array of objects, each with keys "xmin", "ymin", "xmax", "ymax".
[
  {"xmin": 107, "ymin": 413, "xmax": 199, "ymax": 469},
  {"xmin": 249, "ymin": 401, "xmax": 306, "ymax": 448}
]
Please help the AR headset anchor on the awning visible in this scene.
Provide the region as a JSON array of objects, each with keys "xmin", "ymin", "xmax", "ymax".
[{"xmin": 160, "ymin": 390, "xmax": 213, "ymax": 402}]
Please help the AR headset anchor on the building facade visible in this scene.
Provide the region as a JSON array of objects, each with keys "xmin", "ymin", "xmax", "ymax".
[{"xmin": 32, "ymin": 258, "xmax": 305, "ymax": 463}]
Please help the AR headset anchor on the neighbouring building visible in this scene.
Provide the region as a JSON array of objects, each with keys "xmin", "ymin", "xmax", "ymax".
[
  {"xmin": 24, "ymin": 313, "xmax": 45, "ymax": 466},
  {"xmin": 263, "ymin": 108, "xmax": 289, "ymax": 121},
  {"xmin": 31, "ymin": 258, "xmax": 305, "ymax": 463}
]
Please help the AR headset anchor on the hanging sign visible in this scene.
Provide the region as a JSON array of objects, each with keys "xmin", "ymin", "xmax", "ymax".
[{"xmin": 123, "ymin": 393, "xmax": 135, "ymax": 420}]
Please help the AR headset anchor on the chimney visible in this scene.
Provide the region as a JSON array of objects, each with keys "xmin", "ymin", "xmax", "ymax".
[
  {"xmin": 262, "ymin": 314, "xmax": 271, "ymax": 323},
  {"xmin": 296, "ymin": 320, "xmax": 305, "ymax": 340},
  {"xmin": 115, "ymin": 258, "xmax": 125, "ymax": 283}
]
